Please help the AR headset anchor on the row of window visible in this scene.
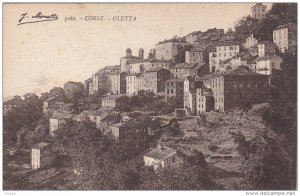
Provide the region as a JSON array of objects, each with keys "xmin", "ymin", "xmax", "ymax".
[{"xmin": 217, "ymin": 46, "xmax": 238, "ymax": 51}]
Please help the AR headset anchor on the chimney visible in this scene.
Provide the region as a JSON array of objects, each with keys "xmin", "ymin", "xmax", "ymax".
[{"xmin": 138, "ymin": 48, "xmax": 144, "ymax": 60}]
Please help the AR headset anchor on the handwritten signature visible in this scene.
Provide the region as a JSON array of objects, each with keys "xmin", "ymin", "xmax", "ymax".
[{"xmin": 18, "ymin": 12, "xmax": 58, "ymax": 25}]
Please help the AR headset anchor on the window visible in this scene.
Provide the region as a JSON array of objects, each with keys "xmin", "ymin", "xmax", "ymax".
[{"xmin": 239, "ymin": 83, "xmax": 243, "ymax": 88}]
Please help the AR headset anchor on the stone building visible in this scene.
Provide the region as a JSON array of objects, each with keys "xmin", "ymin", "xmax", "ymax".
[
  {"xmin": 110, "ymin": 117, "xmax": 149, "ymax": 157},
  {"xmin": 183, "ymin": 77, "xmax": 203, "ymax": 115},
  {"xmin": 143, "ymin": 68, "xmax": 171, "ymax": 94},
  {"xmin": 171, "ymin": 63, "xmax": 207, "ymax": 79},
  {"xmin": 257, "ymin": 41, "xmax": 277, "ymax": 57},
  {"xmin": 64, "ymin": 81, "xmax": 84, "ymax": 102},
  {"xmin": 43, "ymin": 96, "xmax": 64, "ymax": 114},
  {"xmin": 155, "ymin": 40, "xmax": 188, "ymax": 61},
  {"xmin": 255, "ymin": 55, "xmax": 282, "ymax": 76},
  {"xmin": 185, "ymin": 47, "xmax": 206, "ymax": 64},
  {"xmin": 209, "ymin": 42, "xmax": 240, "ymax": 73},
  {"xmin": 196, "ymin": 87, "xmax": 214, "ymax": 114},
  {"xmin": 144, "ymin": 145, "xmax": 182, "ymax": 170},
  {"xmin": 165, "ymin": 78, "xmax": 184, "ymax": 107},
  {"xmin": 3, "ymin": 96, "xmax": 24, "ymax": 115},
  {"xmin": 185, "ymin": 31, "xmax": 203, "ymax": 45},
  {"xmin": 120, "ymin": 48, "xmax": 142, "ymax": 73},
  {"xmin": 273, "ymin": 23, "xmax": 297, "ymax": 54},
  {"xmin": 251, "ymin": 3, "xmax": 267, "ymax": 20},
  {"xmin": 245, "ymin": 34, "xmax": 261, "ymax": 49},
  {"xmin": 84, "ymin": 78, "xmax": 93, "ymax": 95},
  {"xmin": 101, "ymin": 95, "xmax": 129, "ymax": 110},
  {"xmin": 108, "ymin": 70, "xmax": 127, "ymax": 95},
  {"xmin": 126, "ymin": 73, "xmax": 141, "ymax": 95},
  {"xmin": 200, "ymin": 67, "xmax": 269, "ymax": 112},
  {"xmin": 31, "ymin": 142, "xmax": 54, "ymax": 169},
  {"xmin": 129, "ymin": 59, "xmax": 174, "ymax": 74}
]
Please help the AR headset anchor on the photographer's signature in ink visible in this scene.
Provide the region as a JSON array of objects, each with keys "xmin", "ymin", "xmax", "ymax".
[{"xmin": 18, "ymin": 12, "xmax": 58, "ymax": 25}]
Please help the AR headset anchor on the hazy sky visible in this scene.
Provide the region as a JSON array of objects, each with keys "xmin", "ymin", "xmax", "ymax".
[{"xmin": 3, "ymin": 3, "xmax": 272, "ymax": 97}]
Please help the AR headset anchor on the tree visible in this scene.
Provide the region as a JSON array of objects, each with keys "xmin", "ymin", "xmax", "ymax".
[
  {"xmin": 53, "ymin": 119, "xmax": 117, "ymax": 188},
  {"xmin": 3, "ymin": 93, "xmax": 43, "ymax": 146},
  {"xmin": 233, "ymin": 16, "xmax": 258, "ymax": 39}
]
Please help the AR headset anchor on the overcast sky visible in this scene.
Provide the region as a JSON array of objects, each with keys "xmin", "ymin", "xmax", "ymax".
[{"xmin": 3, "ymin": 3, "xmax": 272, "ymax": 98}]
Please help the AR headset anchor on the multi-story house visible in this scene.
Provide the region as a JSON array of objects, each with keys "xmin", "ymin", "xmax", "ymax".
[
  {"xmin": 143, "ymin": 68, "xmax": 171, "ymax": 94},
  {"xmin": 84, "ymin": 78, "xmax": 93, "ymax": 95},
  {"xmin": 255, "ymin": 55, "xmax": 282, "ymax": 76},
  {"xmin": 171, "ymin": 63, "xmax": 206, "ymax": 79},
  {"xmin": 200, "ymin": 67, "xmax": 269, "ymax": 112},
  {"xmin": 185, "ymin": 47, "xmax": 206, "ymax": 64},
  {"xmin": 196, "ymin": 87, "xmax": 214, "ymax": 115},
  {"xmin": 155, "ymin": 40, "xmax": 188, "ymax": 61},
  {"xmin": 209, "ymin": 42, "xmax": 240, "ymax": 73},
  {"xmin": 108, "ymin": 70, "xmax": 127, "ymax": 95},
  {"xmin": 101, "ymin": 95, "xmax": 129, "ymax": 110},
  {"xmin": 126, "ymin": 73, "xmax": 141, "ymax": 95},
  {"xmin": 165, "ymin": 78, "xmax": 184, "ymax": 107},
  {"xmin": 43, "ymin": 95, "xmax": 64, "ymax": 114},
  {"xmin": 251, "ymin": 3, "xmax": 267, "ymax": 20},
  {"xmin": 273, "ymin": 23, "xmax": 297, "ymax": 53},
  {"xmin": 183, "ymin": 76, "xmax": 203, "ymax": 115},
  {"xmin": 31, "ymin": 142, "xmax": 54, "ymax": 169},
  {"xmin": 110, "ymin": 117, "xmax": 149, "ymax": 157},
  {"xmin": 257, "ymin": 41, "xmax": 277, "ymax": 57},
  {"xmin": 245, "ymin": 34, "xmax": 261, "ymax": 49}
]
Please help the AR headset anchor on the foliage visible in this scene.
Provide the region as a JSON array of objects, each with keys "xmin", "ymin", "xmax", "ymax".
[
  {"xmin": 129, "ymin": 90, "xmax": 155, "ymax": 108},
  {"xmin": 3, "ymin": 93, "xmax": 43, "ymax": 146},
  {"xmin": 233, "ymin": 3, "xmax": 297, "ymax": 41}
]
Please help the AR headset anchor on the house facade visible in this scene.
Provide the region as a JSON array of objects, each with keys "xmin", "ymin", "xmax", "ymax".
[
  {"xmin": 144, "ymin": 145, "xmax": 182, "ymax": 170},
  {"xmin": 108, "ymin": 70, "xmax": 127, "ymax": 95},
  {"xmin": 155, "ymin": 40, "xmax": 188, "ymax": 61},
  {"xmin": 200, "ymin": 67, "xmax": 269, "ymax": 112},
  {"xmin": 31, "ymin": 142, "xmax": 53, "ymax": 169},
  {"xmin": 101, "ymin": 95, "xmax": 129, "ymax": 110},
  {"xmin": 165, "ymin": 78, "xmax": 184, "ymax": 107},
  {"xmin": 257, "ymin": 41, "xmax": 277, "ymax": 57},
  {"xmin": 143, "ymin": 68, "xmax": 171, "ymax": 94},
  {"xmin": 273, "ymin": 23, "xmax": 297, "ymax": 53},
  {"xmin": 209, "ymin": 42, "xmax": 240, "ymax": 73},
  {"xmin": 255, "ymin": 55, "xmax": 282, "ymax": 76}
]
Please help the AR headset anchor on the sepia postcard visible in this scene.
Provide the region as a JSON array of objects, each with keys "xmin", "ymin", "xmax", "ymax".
[{"xmin": 2, "ymin": 2, "xmax": 298, "ymax": 192}]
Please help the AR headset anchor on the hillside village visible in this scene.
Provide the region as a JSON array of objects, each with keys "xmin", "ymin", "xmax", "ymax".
[{"xmin": 3, "ymin": 3, "xmax": 297, "ymax": 190}]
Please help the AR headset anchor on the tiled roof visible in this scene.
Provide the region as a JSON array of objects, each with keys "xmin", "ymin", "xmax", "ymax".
[
  {"xmin": 144, "ymin": 146, "xmax": 177, "ymax": 160},
  {"xmin": 274, "ymin": 23, "xmax": 294, "ymax": 30},
  {"xmin": 215, "ymin": 41, "xmax": 240, "ymax": 46},
  {"xmin": 200, "ymin": 66, "xmax": 263, "ymax": 80},
  {"xmin": 256, "ymin": 55, "xmax": 282, "ymax": 61}
]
